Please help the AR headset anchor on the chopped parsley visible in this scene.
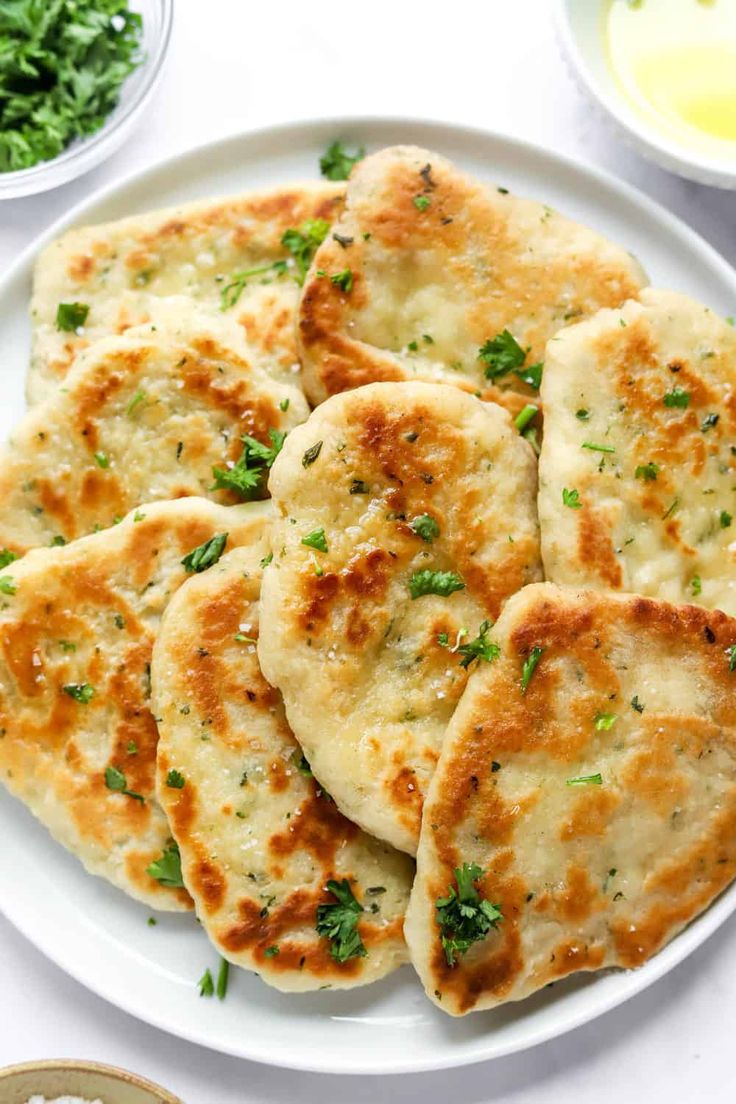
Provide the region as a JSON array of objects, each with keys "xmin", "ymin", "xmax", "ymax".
[
  {"xmin": 350, "ymin": 479, "xmax": 369, "ymax": 495},
  {"xmin": 457, "ymin": 621, "xmax": 500, "ymax": 669},
  {"xmin": 594, "ymin": 712, "xmax": 617, "ymax": 730},
  {"xmin": 631, "ymin": 695, "xmax": 644, "ymax": 713},
  {"xmin": 181, "ymin": 532, "xmax": 228, "ymax": 574},
  {"xmin": 409, "ymin": 514, "xmax": 440, "ymax": 542},
  {"xmin": 290, "ymin": 749, "xmax": 313, "ymax": 776},
  {"xmin": 56, "ymin": 302, "xmax": 89, "ymax": 332},
  {"xmin": 281, "ymin": 219, "xmax": 330, "ymax": 285},
  {"xmin": 514, "ymin": 404, "xmax": 538, "ymax": 433},
  {"xmin": 0, "ymin": 576, "xmax": 16, "ymax": 595},
  {"xmin": 125, "ymin": 390, "xmax": 146, "ymax": 417},
  {"xmin": 330, "ymin": 268, "xmax": 353, "ymax": 293},
  {"xmin": 0, "ymin": 549, "xmax": 16, "ymax": 569},
  {"xmin": 302, "ymin": 441, "xmax": 323, "ymax": 467},
  {"xmin": 219, "ymin": 260, "xmax": 287, "ymax": 310},
  {"xmin": 720, "ymin": 511, "xmax": 732, "ymax": 529},
  {"xmin": 520, "ymin": 646, "xmax": 544, "ymax": 694},
  {"xmin": 264, "ymin": 945, "xmax": 280, "ymax": 958},
  {"xmin": 93, "ymin": 451, "xmax": 109, "ymax": 469},
  {"xmin": 566, "ymin": 773, "xmax": 603, "ymax": 786},
  {"xmin": 515, "ymin": 361, "xmax": 543, "ymax": 390},
  {"xmin": 435, "ymin": 863, "xmax": 503, "ymax": 967},
  {"xmin": 166, "ymin": 769, "xmax": 185, "ymax": 789},
  {"xmin": 727, "ymin": 644, "xmax": 736, "ymax": 672},
  {"xmin": 582, "ymin": 441, "xmax": 615, "ymax": 454},
  {"xmin": 409, "ymin": 570, "xmax": 465, "ymax": 599},
  {"xmin": 211, "ymin": 429, "xmax": 285, "ymax": 499},
  {"xmin": 260, "ymin": 552, "xmax": 273, "ymax": 569},
  {"xmin": 413, "ymin": 194, "xmax": 431, "ymax": 211},
  {"xmin": 662, "ymin": 497, "xmax": 680, "ymax": 520},
  {"xmin": 575, "ymin": 409, "xmax": 590, "ymax": 420},
  {"xmin": 315, "ymin": 878, "xmax": 366, "ymax": 963},
  {"xmin": 302, "ymin": 527, "xmax": 328, "ymax": 553},
  {"xmin": 63, "ymin": 682, "xmax": 94, "ymax": 703},
  {"xmin": 635, "ymin": 462, "xmax": 660, "ymax": 481},
  {"xmin": 691, "ymin": 575, "xmax": 702, "ymax": 597},
  {"xmin": 663, "ymin": 387, "xmax": 690, "ymax": 409},
  {"xmin": 198, "ymin": 969, "xmax": 214, "ymax": 997},
  {"xmin": 562, "ymin": 487, "xmax": 581, "ymax": 509},
  {"xmin": 280, "ymin": 398, "xmax": 290, "ymax": 412},
  {"xmin": 147, "ymin": 841, "xmax": 184, "ymax": 888},
  {"xmin": 319, "ymin": 140, "xmax": 365, "ymax": 180},
  {"xmin": 104, "ymin": 765, "xmax": 144, "ymax": 803},
  {"xmin": 0, "ymin": 1, "xmax": 143, "ymax": 174},
  {"xmin": 478, "ymin": 330, "xmax": 525, "ymax": 380}
]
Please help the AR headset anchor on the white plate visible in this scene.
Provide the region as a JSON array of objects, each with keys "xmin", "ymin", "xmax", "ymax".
[{"xmin": 1, "ymin": 117, "xmax": 736, "ymax": 1076}]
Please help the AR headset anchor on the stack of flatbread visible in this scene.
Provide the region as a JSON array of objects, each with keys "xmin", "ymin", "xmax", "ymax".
[{"xmin": 3, "ymin": 141, "xmax": 736, "ymax": 1014}]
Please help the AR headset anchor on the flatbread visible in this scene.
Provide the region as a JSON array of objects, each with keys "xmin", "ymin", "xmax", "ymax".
[
  {"xmin": 298, "ymin": 145, "xmax": 646, "ymax": 413},
  {"xmin": 538, "ymin": 288, "xmax": 736, "ymax": 613},
  {"xmin": 30, "ymin": 182, "xmax": 344, "ymax": 403},
  {"xmin": 405, "ymin": 582, "xmax": 736, "ymax": 1015},
  {"xmin": 257, "ymin": 381, "xmax": 541, "ymax": 855},
  {"xmin": 152, "ymin": 545, "xmax": 413, "ymax": 992},
  {"xmin": 0, "ymin": 300, "xmax": 307, "ymax": 556},
  {"xmin": 0, "ymin": 497, "xmax": 271, "ymax": 910}
]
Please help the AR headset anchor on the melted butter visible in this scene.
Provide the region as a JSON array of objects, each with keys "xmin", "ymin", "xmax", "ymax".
[{"xmin": 606, "ymin": 0, "xmax": 736, "ymax": 155}]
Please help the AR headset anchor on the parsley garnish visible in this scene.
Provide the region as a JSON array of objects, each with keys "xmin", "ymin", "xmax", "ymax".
[
  {"xmin": 635, "ymin": 462, "xmax": 660, "ymax": 481},
  {"xmin": 125, "ymin": 390, "xmax": 146, "ymax": 417},
  {"xmin": 181, "ymin": 533, "xmax": 228, "ymax": 573},
  {"xmin": 56, "ymin": 302, "xmax": 89, "ymax": 332},
  {"xmin": 0, "ymin": 2, "xmax": 142, "ymax": 173},
  {"xmin": 727, "ymin": 644, "xmax": 736, "ymax": 672},
  {"xmin": 562, "ymin": 487, "xmax": 581, "ymax": 509},
  {"xmin": 198, "ymin": 969, "xmax": 214, "ymax": 997},
  {"xmin": 166, "ymin": 769, "xmax": 185, "ymax": 789},
  {"xmin": 219, "ymin": 260, "xmax": 287, "ymax": 310},
  {"xmin": 319, "ymin": 140, "xmax": 365, "ymax": 180},
  {"xmin": 631, "ymin": 695, "xmax": 644, "ymax": 713},
  {"xmin": 290, "ymin": 749, "xmax": 313, "ymax": 776},
  {"xmin": 63, "ymin": 682, "xmax": 94, "ymax": 703},
  {"xmin": 409, "ymin": 570, "xmax": 465, "ymax": 599},
  {"xmin": 211, "ymin": 430, "xmax": 285, "ymax": 499},
  {"xmin": 147, "ymin": 841, "xmax": 184, "ymax": 888},
  {"xmin": 281, "ymin": 220, "xmax": 330, "ymax": 285},
  {"xmin": 457, "ymin": 621, "xmax": 500, "ymax": 669},
  {"xmin": 0, "ymin": 576, "xmax": 16, "ymax": 595},
  {"xmin": 350, "ymin": 479, "xmax": 369, "ymax": 495},
  {"xmin": 435, "ymin": 863, "xmax": 503, "ymax": 967},
  {"xmin": 409, "ymin": 514, "xmax": 440, "ymax": 542},
  {"xmin": 315, "ymin": 878, "xmax": 366, "ymax": 963},
  {"xmin": 594, "ymin": 712, "xmax": 616, "ymax": 730},
  {"xmin": 94, "ymin": 452, "xmax": 109, "ymax": 469},
  {"xmin": 478, "ymin": 330, "xmax": 525, "ymax": 380},
  {"xmin": 663, "ymin": 387, "xmax": 690, "ymax": 409},
  {"xmin": 302, "ymin": 528, "xmax": 328, "ymax": 553},
  {"xmin": 104, "ymin": 765, "xmax": 144, "ymax": 803},
  {"xmin": 566, "ymin": 773, "xmax": 603, "ymax": 786},
  {"xmin": 576, "ymin": 409, "xmax": 590, "ymax": 420},
  {"xmin": 720, "ymin": 511, "xmax": 732, "ymax": 529},
  {"xmin": 330, "ymin": 268, "xmax": 353, "ymax": 293},
  {"xmin": 0, "ymin": 549, "xmax": 16, "ymax": 569},
  {"xmin": 520, "ymin": 646, "xmax": 544, "ymax": 694},
  {"xmin": 413, "ymin": 194, "xmax": 431, "ymax": 211},
  {"xmin": 515, "ymin": 361, "xmax": 543, "ymax": 390},
  {"xmin": 302, "ymin": 441, "xmax": 323, "ymax": 467},
  {"xmin": 264, "ymin": 945, "xmax": 280, "ymax": 958},
  {"xmin": 691, "ymin": 575, "xmax": 702, "ymax": 597}
]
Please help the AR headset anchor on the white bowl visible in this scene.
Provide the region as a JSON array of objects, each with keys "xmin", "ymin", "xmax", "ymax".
[
  {"xmin": 0, "ymin": 0, "xmax": 173, "ymax": 200},
  {"xmin": 0, "ymin": 1060, "xmax": 182, "ymax": 1104},
  {"xmin": 553, "ymin": 0, "xmax": 736, "ymax": 190}
]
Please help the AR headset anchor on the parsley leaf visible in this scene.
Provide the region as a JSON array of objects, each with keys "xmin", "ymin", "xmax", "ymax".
[
  {"xmin": 147, "ymin": 841, "xmax": 184, "ymax": 888},
  {"xmin": 594, "ymin": 712, "xmax": 617, "ymax": 730},
  {"xmin": 63, "ymin": 682, "xmax": 94, "ymax": 703},
  {"xmin": 663, "ymin": 387, "xmax": 690, "ymax": 409},
  {"xmin": 0, "ymin": 2, "xmax": 143, "ymax": 174},
  {"xmin": 635, "ymin": 462, "xmax": 660, "ymax": 481},
  {"xmin": 477, "ymin": 330, "xmax": 526, "ymax": 380},
  {"xmin": 219, "ymin": 260, "xmax": 288, "ymax": 310},
  {"xmin": 319, "ymin": 140, "xmax": 365, "ymax": 180},
  {"xmin": 0, "ymin": 576, "xmax": 16, "ymax": 595},
  {"xmin": 104, "ymin": 765, "xmax": 144, "ymax": 803},
  {"xmin": 0, "ymin": 549, "xmax": 16, "ymax": 569},
  {"xmin": 198, "ymin": 968, "xmax": 214, "ymax": 997},
  {"xmin": 330, "ymin": 268, "xmax": 353, "ymax": 293},
  {"xmin": 409, "ymin": 570, "xmax": 465, "ymax": 599},
  {"xmin": 409, "ymin": 514, "xmax": 440, "ymax": 542},
  {"xmin": 315, "ymin": 878, "xmax": 366, "ymax": 963},
  {"xmin": 281, "ymin": 220, "xmax": 330, "ymax": 285},
  {"xmin": 515, "ymin": 361, "xmax": 543, "ymax": 390},
  {"xmin": 520, "ymin": 646, "xmax": 544, "ymax": 694},
  {"xmin": 166, "ymin": 769, "xmax": 185, "ymax": 789},
  {"xmin": 302, "ymin": 441, "xmax": 323, "ymax": 467},
  {"xmin": 721, "ymin": 510, "xmax": 732, "ymax": 529},
  {"xmin": 302, "ymin": 528, "xmax": 328, "ymax": 553},
  {"xmin": 435, "ymin": 863, "xmax": 503, "ymax": 967},
  {"xmin": 457, "ymin": 621, "xmax": 500, "ymax": 669},
  {"xmin": 562, "ymin": 487, "xmax": 582, "ymax": 509},
  {"xmin": 56, "ymin": 302, "xmax": 89, "ymax": 332},
  {"xmin": 727, "ymin": 644, "xmax": 736, "ymax": 672},
  {"xmin": 413, "ymin": 194, "xmax": 431, "ymax": 211},
  {"xmin": 691, "ymin": 575, "xmax": 702, "ymax": 597},
  {"xmin": 211, "ymin": 430, "xmax": 285, "ymax": 500},
  {"xmin": 181, "ymin": 532, "xmax": 228, "ymax": 574}
]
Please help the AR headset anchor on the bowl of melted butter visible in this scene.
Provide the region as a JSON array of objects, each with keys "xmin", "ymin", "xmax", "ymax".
[{"xmin": 555, "ymin": 0, "xmax": 736, "ymax": 188}]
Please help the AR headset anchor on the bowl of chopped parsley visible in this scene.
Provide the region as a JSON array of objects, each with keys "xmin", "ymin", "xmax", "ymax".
[{"xmin": 0, "ymin": 0, "xmax": 173, "ymax": 198}]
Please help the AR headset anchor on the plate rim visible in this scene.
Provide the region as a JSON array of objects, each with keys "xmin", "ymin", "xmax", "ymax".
[{"xmin": 2, "ymin": 113, "xmax": 736, "ymax": 1076}]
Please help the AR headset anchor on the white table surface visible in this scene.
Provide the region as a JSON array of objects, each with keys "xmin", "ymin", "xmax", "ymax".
[{"xmin": 2, "ymin": 2, "xmax": 736, "ymax": 1101}]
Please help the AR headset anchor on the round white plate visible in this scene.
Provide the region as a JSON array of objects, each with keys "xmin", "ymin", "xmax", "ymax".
[{"xmin": 1, "ymin": 117, "xmax": 736, "ymax": 1076}]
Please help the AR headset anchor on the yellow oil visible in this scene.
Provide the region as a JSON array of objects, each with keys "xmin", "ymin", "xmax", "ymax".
[{"xmin": 606, "ymin": 0, "xmax": 736, "ymax": 155}]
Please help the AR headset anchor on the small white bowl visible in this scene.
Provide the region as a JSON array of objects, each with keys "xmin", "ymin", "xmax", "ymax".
[
  {"xmin": 0, "ymin": 0, "xmax": 173, "ymax": 200},
  {"xmin": 553, "ymin": 0, "xmax": 736, "ymax": 190},
  {"xmin": 0, "ymin": 1059, "xmax": 182, "ymax": 1104}
]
